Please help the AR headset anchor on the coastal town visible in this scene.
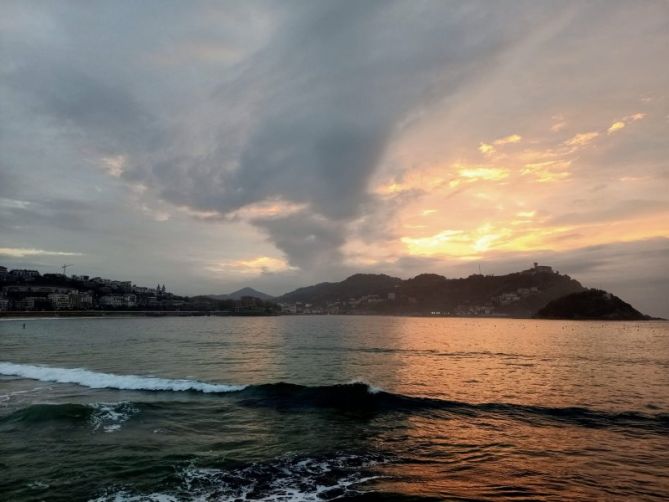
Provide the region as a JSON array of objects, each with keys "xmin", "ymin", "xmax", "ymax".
[
  {"xmin": 0, "ymin": 265, "xmax": 277, "ymax": 315},
  {"xmin": 1, "ymin": 265, "xmax": 177, "ymax": 312},
  {"xmin": 1, "ymin": 262, "xmax": 596, "ymax": 318}
]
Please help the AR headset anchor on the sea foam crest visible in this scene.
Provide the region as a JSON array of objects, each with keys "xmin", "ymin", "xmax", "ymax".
[
  {"xmin": 0, "ymin": 362, "xmax": 245, "ymax": 393},
  {"xmin": 90, "ymin": 402, "xmax": 139, "ymax": 433},
  {"xmin": 92, "ymin": 453, "xmax": 384, "ymax": 502}
]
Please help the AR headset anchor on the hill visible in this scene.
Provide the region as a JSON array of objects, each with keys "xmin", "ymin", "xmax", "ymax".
[
  {"xmin": 536, "ymin": 289, "xmax": 648, "ymax": 320},
  {"xmin": 208, "ymin": 287, "xmax": 274, "ymax": 301},
  {"xmin": 278, "ymin": 274, "xmax": 402, "ymax": 305},
  {"xmin": 277, "ymin": 265, "xmax": 586, "ymax": 316}
]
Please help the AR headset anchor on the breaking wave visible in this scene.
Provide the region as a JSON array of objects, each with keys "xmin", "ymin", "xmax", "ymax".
[
  {"xmin": 0, "ymin": 362, "xmax": 245, "ymax": 393},
  {"xmin": 2, "ymin": 362, "xmax": 668, "ymax": 433}
]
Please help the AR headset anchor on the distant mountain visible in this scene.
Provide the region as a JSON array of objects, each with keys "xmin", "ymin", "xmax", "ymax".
[
  {"xmin": 536, "ymin": 289, "xmax": 648, "ymax": 320},
  {"xmin": 277, "ymin": 265, "xmax": 586, "ymax": 317},
  {"xmin": 208, "ymin": 287, "xmax": 274, "ymax": 301},
  {"xmin": 278, "ymin": 274, "xmax": 402, "ymax": 305}
]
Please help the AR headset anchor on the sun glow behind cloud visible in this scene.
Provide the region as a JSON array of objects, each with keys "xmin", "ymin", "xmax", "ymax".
[
  {"xmin": 1, "ymin": 1, "xmax": 667, "ymax": 316},
  {"xmin": 369, "ymin": 108, "xmax": 667, "ymax": 263},
  {"xmin": 207, "ymin": 256, "xmax": 296, "ymax": 276}
]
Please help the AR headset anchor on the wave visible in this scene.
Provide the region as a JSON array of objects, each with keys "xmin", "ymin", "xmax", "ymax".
[
  {"xmin": 3, "ymin": 362, "xmax": 668, "ymax": 432},
  {"xmin": 0, "ymin": 362, "xmax": 245, "ymax": 393},
  {"xmin": 0, "ymin": 401, "xmax": 138, "ymax": 433},
  {"xmin": 235, "ymin": 382, "xmax": 669, "ymax": 432},
  {"xmin": 91, "ymin": 452, "xmax": 385, "ymax": 502}
]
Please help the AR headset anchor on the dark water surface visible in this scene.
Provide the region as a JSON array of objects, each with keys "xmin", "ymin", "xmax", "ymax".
[{"xmin": 1, "ymin": 316, "xmax": 668, "ymax": 501}]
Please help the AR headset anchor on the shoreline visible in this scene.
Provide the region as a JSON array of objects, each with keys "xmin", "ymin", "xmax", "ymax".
[
  {"xmin": 0, "ymin": 310, "xmax": 277, "ymax": 319},
  {"xmin": 0, "ymin": 311, "xmax": 664, "ymax": 322}
]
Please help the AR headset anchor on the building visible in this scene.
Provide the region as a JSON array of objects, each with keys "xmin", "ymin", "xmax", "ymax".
[
  {"xmin": 123, "ymin": 294, "xmax": 137, "ymax": 307},
  {"xmin": 0, "ymin": 297, "xmax": 9, "ymax": 311},
  {"xmin": 3, "ymin": 285, "xmax": 72, "ymax": 295},
  {"xmin": 496, "ymin": 292, "xmax": 521, "ymax": 305},
  {"xmin": 10, "ymin": 269, "xmax": 40, "ymax": 279},
  {"xmin": 48, "ymin": 293, "xmax": 72, "ymax": 310},
  {"xmin": 99, "ymin": 295, "xmax": 124, "ymax": 308},
  {"xmin": 99, "ymin": 294, "xmax": 137, "ymax": 308},
  {"xmin": 15, "ymin": 297, "xmax": 37, "ymax": 310},
  {"xmin": 69, "ymin": 291, "xmax": 93, "ymax": 309},
  {"xmin": 532, "ymin": 262, "xmax": 553, "ymax": 273}
]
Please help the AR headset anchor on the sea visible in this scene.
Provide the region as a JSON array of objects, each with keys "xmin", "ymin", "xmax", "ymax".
[{"xmin": 1, "ymin": 316, "xmax": 668, "ymax": 501}]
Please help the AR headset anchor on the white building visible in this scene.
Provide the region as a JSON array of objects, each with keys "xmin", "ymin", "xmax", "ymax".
[
  {"xmin": 48, "ymin": 293, "xmax": 71, "ymax": 310},
  {"xmin": 99, "ymin": 295, "xmax": 124, "ymax": 308}
]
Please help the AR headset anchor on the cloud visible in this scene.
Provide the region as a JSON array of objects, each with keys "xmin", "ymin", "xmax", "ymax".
[
  {"xmin": 607, "ymin": 112, "xmax": 646, "ymax": 134},
  {"xmin": 607, "ymin": 121, "xmax": 625, "ymax": 134},
  {"xmin": 457, "ymin": 166, "xmax": 509, "ymax": 182},
  {"xmin": 549, "ymin": 199, "xmax": 667, "ymax": 225},
  {"xmin": 564, "ymin": 131, "xmax": 599, "ymax": 146},
  {"xmin": 207, "ymin": 256, "xmax": 295, "ymax": 276},
  {"xmin": 0, "ymin": 248, "xmax": 83, "ymax": 258},
  {"xmin": 479, "ymin": 143, "xmax": 495, "ymax": 154},
  {"xmin": 494, "ymin": 134, "xmax": 522, "ymax": 145},
  {"xmin": 2, "ymin": 1, "xmax": 562, "ymax": 270},
  {"xmin": 101, "ymin": 155, "xmax": 127, "ymax": 177},
  {"xmin": 1, "ymin": 2, "xmax": 667, "ymax": 316},
  {"xmin": 252, "ymin": 210, "xmax": 347, "ymax": 270}
]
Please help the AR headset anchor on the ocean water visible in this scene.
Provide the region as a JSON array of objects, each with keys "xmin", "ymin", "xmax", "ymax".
[{"xmin": 1, "ymin": 316, "xmax": 668, "ymax": 501}]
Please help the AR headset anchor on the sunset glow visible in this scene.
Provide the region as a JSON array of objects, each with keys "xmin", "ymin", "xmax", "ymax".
[{"xmin": 0, "ymin": 0, "xmax": 667, "ymax": 316}]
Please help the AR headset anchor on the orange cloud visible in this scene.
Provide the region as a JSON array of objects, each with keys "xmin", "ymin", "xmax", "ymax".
[
  {"xmin": 564, "ymin": 131, "xmax": 599, "ymax": 146},
  {"xmin": 607, "ymin": 121, "xmax": 625, "ymax": 134},
  {"xmin": 208, "ymin": 256, "xmax": 295, "ymax": 275},
  {"xmin": 494, "ymin": 134, "xmax": 522, "ymax": 145},
  {"xmin": 478, "ymin": 142, "xmax": 495, "ymax": 154},
  {"xmin": 457, "ymin": 166, "xmax": 509, "ymax": 181},
  {"xmin": 522, "ymin": 160, "xmax": 572, "ymax": 183}
]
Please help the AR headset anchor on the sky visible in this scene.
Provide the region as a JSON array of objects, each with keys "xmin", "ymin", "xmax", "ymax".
[{"xmin": 1, "ymin": 0, "xmax": 668, "ymax": 316}]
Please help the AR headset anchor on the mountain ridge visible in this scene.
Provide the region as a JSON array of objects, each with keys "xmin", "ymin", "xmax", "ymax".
[
  {"xmin": 276, "ymin": 265, "xmax": 589, "ymax": 316},
  {"xmin": 208, "ymin": 287, "xmax": 274, "ymax": 301}
]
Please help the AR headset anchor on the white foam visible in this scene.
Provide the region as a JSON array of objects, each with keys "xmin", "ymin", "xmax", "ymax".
[
  {"xmin": 89, "ymin": 402, "xmax": 139, "ymax": 433},
  {"xmin": 90, "ymin": 491, "xmax": 179, "ymax": 502},
  {"xmin": 183, "ymin": 453, "xmax": 384, "ymax": 500},
  {"xmin": 0, "ymin": 362, "xmax": 246, "ymax": 393},
  {"xmin": 350, "ymin": 378, "xmax": 384, "ymax": 394},
  {"xmin": 0, "ymin": 385, "xmax": 50, "ymax": 406},
  {"xmin": 93, "ymin": 454, "xmax": 384, "ymax": 502}
]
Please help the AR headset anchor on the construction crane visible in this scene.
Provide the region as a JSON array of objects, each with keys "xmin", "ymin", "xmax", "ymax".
[{"xmin": 62, "ymin": 264, "xmax": 73, "ymax": 277}]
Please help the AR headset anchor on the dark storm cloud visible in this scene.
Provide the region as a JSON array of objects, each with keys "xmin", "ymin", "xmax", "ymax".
[
  {"xmin": 3, "ymin": 1, "xmax": 562, "ymax": 268},
  {"xmin": 193, "ymin": 1, "xmax": 526, "ymax": 222},
  {"xmin": 5, "ymin": 55, "xmax": 162, "ymax": 156},
  {"xmin": 253, "ymin": 210, "xmax": 345, "ymax": 269}
]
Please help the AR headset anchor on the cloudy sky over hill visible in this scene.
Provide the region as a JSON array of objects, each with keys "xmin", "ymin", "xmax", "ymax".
[{"xmin": 1, "ymin": 1, "xmax": 667, "ymax": 315}]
